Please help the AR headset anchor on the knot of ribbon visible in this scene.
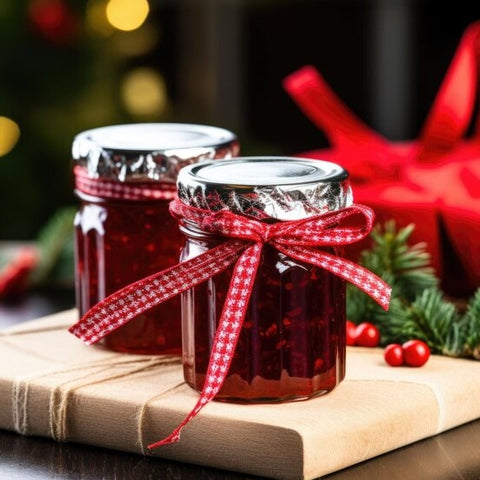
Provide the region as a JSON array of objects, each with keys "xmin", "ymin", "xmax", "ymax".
[{"xmin": 69, "ymin": 199, "xmax": 391, "ymax": 449}]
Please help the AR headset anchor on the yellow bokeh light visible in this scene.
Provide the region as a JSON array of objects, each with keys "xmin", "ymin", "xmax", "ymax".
[
  {"xmin": 106, "ymin": 0, "xmax": 149, "ymax": 32},
  {"xmin": 121, "ymin": 68, "xmax": 168, "ymax": 117},
  {"xmin": 0, "ymin": 117, "xmax": 20, "ymax": 157}
]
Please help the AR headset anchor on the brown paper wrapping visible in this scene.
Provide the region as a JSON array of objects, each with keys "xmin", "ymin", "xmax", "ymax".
[{"xmin": 1, "ymin": 310, "xmax": 480, "ymax": 480}]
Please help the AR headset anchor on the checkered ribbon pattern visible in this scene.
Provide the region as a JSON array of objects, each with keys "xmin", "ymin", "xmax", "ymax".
[
  {"xmin": 74, "ymin": 166, "xmax": 176, "ymax": 201},
  {"xmin": 69, "ymin": 198, "xmax": 391, "ymax": 449}
]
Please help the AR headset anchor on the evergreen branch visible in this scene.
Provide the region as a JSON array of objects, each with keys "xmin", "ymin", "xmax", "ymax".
[
  {"xmin": 29, "ymin": 206, "xmax": 76, "ymax": 286},
  {"xmin": 348, "ymin": 220, "xmax": 480, "ymax": 360},
  {"xmin": 359, "ymin": 221, "xmax": 438, "ymax": 302},
  {"xmin": 371, "ymin": 295, "xmax": 410, "ymax": 345},
  {"xmin": 0, "ymin": 253, "xmax": 8, "ymax": 271},
  {"xmin": 407, "ymin": 288, "xmax": 462, "ymax": 356},
  {"xmin": 464, "ymin": 289, "xmax": 480, "ymax": 359},
  {"xmin": 347, "ymin": 221, "xmax": 438, "ymax": 324}
]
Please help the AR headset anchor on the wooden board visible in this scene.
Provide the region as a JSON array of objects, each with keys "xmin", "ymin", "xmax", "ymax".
[{"xmin": 1, "ymin": 310, "xmax": 480, "ymax": 480}]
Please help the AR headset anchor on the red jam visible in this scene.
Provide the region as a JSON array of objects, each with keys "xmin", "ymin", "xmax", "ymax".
[
  {"xmin": 181, "ymin": 232, "xmax": 346, "ymax": 402},
  {"xmin": 72, "ymin": 123, "xmax": 238, "ymax": 354},
  {"xmin": 75, "ymin": 191, "xmax": 184, "ymax": 354}
]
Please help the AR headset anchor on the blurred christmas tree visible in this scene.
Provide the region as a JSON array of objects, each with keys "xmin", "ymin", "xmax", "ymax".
[{"xmin": 0, "ymin": 0, "xmax": 175, "ymax": 239}]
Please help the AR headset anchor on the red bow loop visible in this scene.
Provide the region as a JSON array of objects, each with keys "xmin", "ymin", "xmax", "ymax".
[
  {"xmin": 171, "ymin": 199, "xmax": 376, "ymax": 248},
  {"xmin": 274, "ymin": 204, "xmax": 375, "ymax": 247}
]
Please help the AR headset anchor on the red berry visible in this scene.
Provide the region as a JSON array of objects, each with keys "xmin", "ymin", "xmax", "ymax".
[
  {"xmin": 402, "ymin": 340, "xmax": 430, "ymax": 367},
  {"xmin": 346, "ymin": 320, "xmax": 356, "ymax": 346},
  {"xmin": 384, "ymin": 344, "xmax": 404, "ymax": 366},
  {"xmin": 354, "ymin": 322, "xmax": 380, "ymax": 347}
]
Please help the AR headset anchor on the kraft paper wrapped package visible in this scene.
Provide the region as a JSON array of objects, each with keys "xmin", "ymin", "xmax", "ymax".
[
  {"xmin": 284, "ymin": 21, "xmax": 480, "ymax": 296},
  {"xmin": 2, "ymin": 310, "xmax": 480, "ymax": 480}
]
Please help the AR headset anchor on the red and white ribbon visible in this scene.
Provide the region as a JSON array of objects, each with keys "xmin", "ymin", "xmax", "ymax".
[
  {"xmin": 69, "ymin": 199, "xmax": 391, "ymax": 448},
  {"xmin": 74, "ymin": 166, "xmax": 177, "ymax": 201}
]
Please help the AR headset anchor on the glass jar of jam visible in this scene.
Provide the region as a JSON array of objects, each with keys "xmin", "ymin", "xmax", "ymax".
[
  {"xmin": 176, "ymin": 157, "xmax": 353, "ymax": 402},
  {"xmin": 73, "ymin": 123, "xmax": 239, "ymax": 355}
]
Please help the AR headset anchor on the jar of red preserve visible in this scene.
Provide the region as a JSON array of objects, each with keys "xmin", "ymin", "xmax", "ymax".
[
  {"xmin": 72, "ymin": 123, "xmax": 239, "ymax": 354},
  {"xmin": 176, "ymin": 157, "xmax": 353, "ymax": 401}
]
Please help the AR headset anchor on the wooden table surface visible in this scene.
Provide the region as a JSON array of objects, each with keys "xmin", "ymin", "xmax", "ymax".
[{"xmin": 1, "ymin": 288, "xmax": 480, "ymax": 480}]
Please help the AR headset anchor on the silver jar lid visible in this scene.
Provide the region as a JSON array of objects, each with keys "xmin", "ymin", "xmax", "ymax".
[
  {"xmin": 72, "ymin": 123, "xmax": 239, "ymax": 183},
  {"xmin": 177, "ymin": 157, "xmax": 352, "ymax": 220}
]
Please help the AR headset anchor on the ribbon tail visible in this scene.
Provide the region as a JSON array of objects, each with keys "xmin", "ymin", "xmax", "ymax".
[
  {"xmin": 148, "ymin": 242, "xmax": 263, "ymax": 449},
  {"xmin": 283, "ymin": 65, "xmax": 388, "ymax": 151},
  {"xmin": 277, "ymin": 244, "xmax": 391, "ymax": 311},
  {"xmin": 69, "ymin": 240, "xmax": 246, "ymax": 345}
]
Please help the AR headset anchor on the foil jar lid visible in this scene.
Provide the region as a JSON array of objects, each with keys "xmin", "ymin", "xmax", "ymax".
[
  {"xmin": 72, "ymin": 123, "xmax": 239, "ymax": 183},
  {"xmin": 177, "ymin": 157, "xmax": 352, "ymax": 220}
]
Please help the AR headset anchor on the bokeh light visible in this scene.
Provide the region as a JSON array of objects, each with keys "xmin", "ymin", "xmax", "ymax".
[
  {"xmin": 106, "ymin": 0, "xmax": 149, "ymax": 32},
  {"xmin": 121, "ymin": 68, "xmax": 168, "ymax": 116},
  {"xmin": 0, "ymin": 117, "xmax": 20, "ymax": 157}
]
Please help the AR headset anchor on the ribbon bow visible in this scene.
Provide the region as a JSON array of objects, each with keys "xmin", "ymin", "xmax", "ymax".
[{"xmin": 69, "ymin": 199, "xmax": 391, "ymax": 448}]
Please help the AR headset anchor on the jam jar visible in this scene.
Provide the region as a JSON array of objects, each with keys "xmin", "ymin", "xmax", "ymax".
[
  {"xmin": 176, "ymin": 157, "xmax": 353, "ymax": 401},
  {"xmin": 73, "ymin": 123, "xmax": 239, "ymax": 354}
]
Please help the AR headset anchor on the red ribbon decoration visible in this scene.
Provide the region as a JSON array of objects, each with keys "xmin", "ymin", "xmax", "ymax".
[
  {"xmin": 282, "ymin": 21, "xmax": 480, "ymax": 295},
  {"xmin": 417, "ymin": 22, "xmax": 480, "ymax": 163},
  {"xmin": 74, "ymin": 166, "xmax": 177, "ymax": 201},
  {"xmin": 69, "ymin": 199, "xmax": 391, "ymax": 448},
  {"xmin": 283, "ymin": 22, "xmax": 480, "ymax": 177}
]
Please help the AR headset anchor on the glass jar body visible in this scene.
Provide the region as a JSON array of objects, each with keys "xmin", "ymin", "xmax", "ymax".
[
  {"xmin": 180, "ymin": 229, "xmax": 346, "ymax": 402},
  {"xmin": 74, "ymin": 191, "xmax": 183, "ymax": 354}
]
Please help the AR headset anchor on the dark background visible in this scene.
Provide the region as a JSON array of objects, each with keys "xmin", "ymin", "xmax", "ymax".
[{"xmin": 1, "ymin": 0, "xmax": 480, "ymax": 239}]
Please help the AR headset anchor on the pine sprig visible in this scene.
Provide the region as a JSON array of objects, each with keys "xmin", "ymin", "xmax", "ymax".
[
  {"xmin": 464, "ymin": 290, "xmax": 480, "ymax": 359},
  {"xmin": 347, "ymin": 221, "xmax": 437, "ymax": 324},
  {"xmin": 359, "ymin": 221, "xmax": 438, "ymax": 300},
  {"xmin": 348, "ymin": 221, "xmax": 480, "ymax": 359},
  {"xmin": 29, "ymin": 206, "xmax": 76, "ymax": 286},
  {"xmin": 405, "ymin": 289, "xmax": 461, "ymax": 355},
  {"xmin": 369, "ymin": 296, "xmax": 409, "ymax": 344}
]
